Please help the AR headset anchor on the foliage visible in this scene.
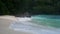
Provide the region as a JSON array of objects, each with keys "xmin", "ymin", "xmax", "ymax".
[{"xmin": 0, "ymin": 0, "xmax": 60, "ymax": 15}]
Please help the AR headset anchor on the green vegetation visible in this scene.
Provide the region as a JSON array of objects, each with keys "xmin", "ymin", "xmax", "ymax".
[{"xmin": 0, "ymin": 0, "xmax": 60, "ymax": 15}]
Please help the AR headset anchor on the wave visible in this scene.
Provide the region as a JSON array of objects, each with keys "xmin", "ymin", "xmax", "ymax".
[
  {"xmin": 31, "ymin": 15, "xmax": 60, "ymax": 28},
  {"xmin": 9, "ymin": 16, "xmax": 60, "ymax": 34}
]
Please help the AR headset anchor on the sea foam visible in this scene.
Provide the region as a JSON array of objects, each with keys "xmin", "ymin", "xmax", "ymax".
[{"xmin": 9, "ymin": 17, "xmax": 60, "ymax": 34}]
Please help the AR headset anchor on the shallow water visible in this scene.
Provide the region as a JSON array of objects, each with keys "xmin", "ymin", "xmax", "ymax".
[
  {"xmin": 31, "ymin": 15, "xmax": 60, "ymax": 28},
  {"xmin": 9, "ymin": 15, "xmax": 60, "ymax": 34}
]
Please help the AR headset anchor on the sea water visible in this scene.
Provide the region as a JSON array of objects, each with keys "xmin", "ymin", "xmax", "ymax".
[
  {"xmin": 31, "ymin": 15, "xmax": 60, "ymax": 28},
  {"xmin": 9, "ymin": 15, "xmax": 60, "ymax": 34}
]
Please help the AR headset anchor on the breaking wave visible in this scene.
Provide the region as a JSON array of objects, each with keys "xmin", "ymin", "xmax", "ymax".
[{"xmin": 9, "ymin": 15, "xmax": 60, "ymax": 34}]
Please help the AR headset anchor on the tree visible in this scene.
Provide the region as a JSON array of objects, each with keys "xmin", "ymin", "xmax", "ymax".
[{"xmin": 0, "ymin": 0, "xmax": 60, "ymax": 15}]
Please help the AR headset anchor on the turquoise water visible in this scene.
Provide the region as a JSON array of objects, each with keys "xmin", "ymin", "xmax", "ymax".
[
  {"xmin": 32, "ymin": 15, "xmax": 60, "ymax": 28},
  {"xmin": 10, "ymin": 15, "xmax": 60, "ymax": 34}
]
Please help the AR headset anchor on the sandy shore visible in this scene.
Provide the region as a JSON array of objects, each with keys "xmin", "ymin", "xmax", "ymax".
[
  {"xmin": 0, "ymin": 16, "xmax": 32, "ymax": 34},
  {"xmin": 0, "ymin": 15, "xmax": 60, "ymax": 34}
]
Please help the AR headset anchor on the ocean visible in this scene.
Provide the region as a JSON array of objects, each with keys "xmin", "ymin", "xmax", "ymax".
[{"xmin": 9, "ymin": 15, "xmax": 60, "ymax": 34}]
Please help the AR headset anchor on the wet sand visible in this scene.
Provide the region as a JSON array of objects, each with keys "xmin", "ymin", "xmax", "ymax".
[{"xmin": 0, "ymin": 16, "xmax": 32, "ymax": 34}]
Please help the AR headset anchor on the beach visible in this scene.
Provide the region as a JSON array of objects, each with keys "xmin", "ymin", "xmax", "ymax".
[
  {"xmin": 0, "ymin": 15, "xmax": 60, "ymax": 34},
  {"xmin": 0, "ymin": 15, "xmax": 32, "ymax": 34}
]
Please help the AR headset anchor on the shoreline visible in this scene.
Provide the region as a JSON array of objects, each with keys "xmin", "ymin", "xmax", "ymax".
[
  {"xmin": 0, "ymin": 15, "xmax": 60, "ymax": 34},
  {"xmin": 0, "ymin": 15, "xmax": 33, "ymax": 34}
]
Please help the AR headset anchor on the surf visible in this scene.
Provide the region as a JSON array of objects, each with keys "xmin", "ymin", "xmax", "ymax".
[{"xmin": 9, "ymin": 15, "xmax": 60, "ymax": 34}]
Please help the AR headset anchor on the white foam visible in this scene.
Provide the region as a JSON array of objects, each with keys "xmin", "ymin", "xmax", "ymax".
[
  {"xmin": 9, "ymin": 17, "xmax": 60, "ymax": 34},
  {"xmin": 16, "ymin": 17, "xmax": 31, "ymax": 21}
]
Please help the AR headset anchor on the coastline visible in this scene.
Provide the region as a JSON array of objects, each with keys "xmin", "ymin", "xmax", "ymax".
[
  {"xmin": 0, "ymin": 15, "xmax": 60, "ymax": 34},
  {"xmin": 0, "ymin": 15, "xmax": 32, "ymax": 34}
]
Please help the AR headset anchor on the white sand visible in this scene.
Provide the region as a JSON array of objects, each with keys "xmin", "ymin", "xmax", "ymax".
[{"xmin": 0, "ymin": 15, "xmax": 32, "ymax": 34}]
